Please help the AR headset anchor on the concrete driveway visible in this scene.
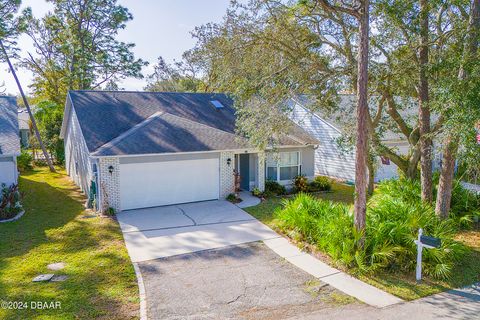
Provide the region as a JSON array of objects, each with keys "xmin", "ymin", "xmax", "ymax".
[{"xmin": 117, "ymin": 200, "xmax": 279, "ymax": 262}]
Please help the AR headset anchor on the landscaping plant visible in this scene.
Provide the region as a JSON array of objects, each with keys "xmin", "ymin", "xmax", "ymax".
[
  {"xmin": 292, "ymin": 175, "xmax": 309, "ymax": 193},
  {"xmin": 0, "ymin": 184, "xmax": 23, "ymax": 220},
  {"xmin": 276, "ymin": 179, "xmax": 470, "ymax": 280},
  {"xmin": 17, "ymin": 150, "xmax": 33, "ymax": 172},
  {"xmin": 226, "ymin": 193, "xmax": 242, "ymax": 203},
  {"xmin": 251, "ymin": 187, "xmax": 262, "ymax": 197},
  {"xmin": 265, "ymin": 180, "xmax": 286, "ymax": 196},
  {"xmin": 308, "ymin": 176, "xmax": 332, "ymax": 192}
]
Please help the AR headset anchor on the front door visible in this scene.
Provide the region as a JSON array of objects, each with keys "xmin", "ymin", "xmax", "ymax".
[{"xmin": 239, "ymin": 154, "xmax": 250, "ymax": 191}]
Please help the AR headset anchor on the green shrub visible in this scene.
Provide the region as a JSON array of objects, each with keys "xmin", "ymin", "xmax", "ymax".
[
  {"xmin": 105, "ymin": 207, "xmax": 115, "ymax": 216},
  {"xmin": 251, "ymin": 187, "xmax": 262, "ymax": 197},
  {"xmin": 17, "ymin": 150, "xmax": 33, "ymax": 172},
  {"xmin": 292, "ymin": 175, "xmax": 309, "ymax": 193},
  {"xmin": 226, "ymin": 193, "xmax": 242, "ymax": 203},
  {"xmin": 265, "ymin": 180, "xmax": 286, "ymax": 196},
  {"xmin": 308, "ymin": 176, "xmax": 332, "ymax": 192},
  {"xmin": 275, "ymin": 181, "xmax": 466, "ymax": 280}
]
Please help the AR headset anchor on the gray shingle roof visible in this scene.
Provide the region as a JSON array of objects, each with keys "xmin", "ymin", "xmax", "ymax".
[
  {"xmin": 0, "ymin": 96, "xmax": 20, "ymax": 156},
  {"xmin": 92, "ymin": 112, "xmax": 250, "ymax": 156},
  {"xmin": 67, "ymin": 91, "xmax": 318, "ymax": 156}
]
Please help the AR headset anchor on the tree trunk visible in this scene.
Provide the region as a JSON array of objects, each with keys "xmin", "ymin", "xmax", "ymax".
[
  {"xmin": 418, "ymin": 0, "xmax": 432, "ymax": 202},
  {"xmin": 0, "ymin": 39, "xmax": 56, "ymax": 173},
  {"xmin": 435, "ymin": 0, "xmax": 480, "ymax": 218},
  {"xmin": 354, "ymin": 0, "xmax": 370, "ymax": 243},
  {"xmin": 435, "ymin": 137, "xmax": 458, "ymax": 219},
  {"xmin": 367, "ymin": 154, "xmax": 375, "ymax": 196}
]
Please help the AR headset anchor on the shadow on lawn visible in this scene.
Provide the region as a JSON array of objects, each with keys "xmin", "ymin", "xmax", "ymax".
[{"xmin": 0, "ymin": 169, "xmax": 138, "ymax": 319}]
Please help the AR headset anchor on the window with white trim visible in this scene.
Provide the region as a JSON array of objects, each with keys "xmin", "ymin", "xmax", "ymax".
[{"xmin": 266, "ymin": 151, "xmax": 300, "ymax": 182}]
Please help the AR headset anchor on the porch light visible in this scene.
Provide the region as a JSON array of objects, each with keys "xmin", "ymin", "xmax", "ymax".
[
  {"xmin": 108, "ymin": 165, "xmax": 114, "ymax": 174},
  {"xmin": 226, "ymin": 158, "xmax": 232, "ymax": 166}
]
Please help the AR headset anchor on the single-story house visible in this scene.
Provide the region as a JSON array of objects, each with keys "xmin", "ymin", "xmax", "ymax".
[
  {"xmin": 0, "ymin": 96, "xmax": 20, "ymax": 186},
  {"xmin": 18, "ymin": 108, "xmax": 31, "ymax": 148},
  {"xmin": 60, "ymin": 91, "xmax": 318, "ymax": 212},
  {"xmin": 289, "ymin": 94, "xmax": 441, "ymax": 183}
]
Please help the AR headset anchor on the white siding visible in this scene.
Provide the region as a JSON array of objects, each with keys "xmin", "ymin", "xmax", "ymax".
[
  {"xmin": 0, "ymin": 158, "xmax": 17, "ymax": 186},
  {"xmin": 64, "ymin": 107, "xmax": 93, "ymax": 194},
  {"xmin": 375, "ymin": 144, "xmax": 409, "ymax": 182},
  {"xmin": 290, "ymin": 103, "xmax": 356, "ymax": 182}
]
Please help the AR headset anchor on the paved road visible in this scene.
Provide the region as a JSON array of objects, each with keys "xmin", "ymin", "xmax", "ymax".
[
  {"xmin": 295, "ymin": 282, "xmax": 480, "ymax": 320},
  {"xmin": 138, "ymin": 242, "xmax": 362, "ymax": 320}
]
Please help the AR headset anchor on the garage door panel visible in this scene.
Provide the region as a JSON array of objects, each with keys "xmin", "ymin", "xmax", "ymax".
[{"xmin": 120, "ymin": 158, "xmax": 219, "ymax": 210}]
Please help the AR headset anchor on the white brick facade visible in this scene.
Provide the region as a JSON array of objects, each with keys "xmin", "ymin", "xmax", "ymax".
[
  {"xmin": 98, "ymin": 157, "xmax": 121, "ymax": 213},
  {"xmin": 257, "ymin": 151, "xmax": 265, "ymax": 191},
  {"xmin": 220, "ymin": 151, "xmax": 235, "ymax": 198}
]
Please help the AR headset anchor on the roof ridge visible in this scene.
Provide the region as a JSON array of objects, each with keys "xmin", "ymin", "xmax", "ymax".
[
  {"xmin": 92, "ymin": 111, "xmax": 165, "ymax": 155},
  {"xmin": 91, "ymin": 111, "xmax": 248, "ymax": 156},
  {"xmin": 69, "ymin": 90, "xmax": 230, "ymax": 95}
]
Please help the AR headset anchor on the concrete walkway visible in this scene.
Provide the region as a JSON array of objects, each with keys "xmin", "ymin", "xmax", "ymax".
[{"xmin": 236, "ymin": 191, "xmax": 261, "ymax": 208}]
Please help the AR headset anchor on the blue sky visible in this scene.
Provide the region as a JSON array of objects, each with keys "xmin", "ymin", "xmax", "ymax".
[{"xmin": 1, "ymin": 0, "xmax": 231, "ymax": 95}]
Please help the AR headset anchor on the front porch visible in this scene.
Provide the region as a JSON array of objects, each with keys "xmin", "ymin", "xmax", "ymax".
[{"xmin": 234, "ymin": 152, "xmax": 263, "ymax": 192}]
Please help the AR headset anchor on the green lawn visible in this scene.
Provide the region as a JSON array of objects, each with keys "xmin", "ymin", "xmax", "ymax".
[
  {"xmin": 245, "ymin": 182, "xmax": 480, "ymax": 300},
  {"xmin": 0, "ymin": 167, "xmax": 139, "ymax": 319}
]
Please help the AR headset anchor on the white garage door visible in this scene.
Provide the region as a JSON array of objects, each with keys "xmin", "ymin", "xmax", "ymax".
[{"xmin": 119, "ymin": 158, "xmax": 220, "ymax": 210}]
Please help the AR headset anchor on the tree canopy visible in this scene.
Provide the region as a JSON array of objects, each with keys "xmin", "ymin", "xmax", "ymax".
[{"xmin": 23, "ymin": 0, "xmax": 147, "ymax": 103}]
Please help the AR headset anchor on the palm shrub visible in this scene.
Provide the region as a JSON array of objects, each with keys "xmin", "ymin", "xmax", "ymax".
[
  {"xmin": 449, "ymin": 182, "xmax": 480, "ymax": 227},
  {"xmin": 275, "ymin": 180, "xmax": 466, "ymax": 280}
]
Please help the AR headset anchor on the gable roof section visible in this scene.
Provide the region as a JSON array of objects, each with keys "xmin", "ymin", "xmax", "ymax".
[
  {"xmin": 65, "ymin": 90, "xmax": 318, "ymax": 156},
  {"xmin": 0, "ymin": 96, "xmax": 20, "ymax": 156},
  {"xmin": 68, "ymin": 91, "xmax": 237, "ymax": 153},
  {"xmin": 92, "ymin": 112, "xmax": 250, "ymax": 156},
  {"xmin": 292, "ymin": 94, "xmax": 420, "ymax": 142}
]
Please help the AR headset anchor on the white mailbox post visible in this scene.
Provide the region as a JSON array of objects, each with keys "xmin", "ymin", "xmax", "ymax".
[{"xmin": 414, "ymin": 228, "xmax": 442, "ymax": 282}]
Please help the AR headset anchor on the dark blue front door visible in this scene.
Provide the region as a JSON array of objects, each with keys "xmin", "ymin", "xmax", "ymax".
[{"xmin": 239, "ymin": 154, "xmax": 250, "ymax": 191}]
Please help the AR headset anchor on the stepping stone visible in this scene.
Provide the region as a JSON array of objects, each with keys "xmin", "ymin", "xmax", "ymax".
[
  {"xmin": 32, "ymin": 274, "xmax": 54, "ymax": 282},
  {"xmin": 51, "ymin": 275, "xmax": 68, "ymax": 282},
  {"xmin": 47, "ymin": 262, "xmax": 66, "ymax": 271},
  {"xmin": 80, "ymin": 214, "xmax": 97, "ymax": 219}
]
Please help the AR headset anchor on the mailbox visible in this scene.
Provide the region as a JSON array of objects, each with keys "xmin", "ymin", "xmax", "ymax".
[
  {"xmin": 420, "ymin": 235, "xmax": 441, "ymax": 248},
  {"xmin": 415, "ymin": 228, "xmax": 442, "ymax": 282}
]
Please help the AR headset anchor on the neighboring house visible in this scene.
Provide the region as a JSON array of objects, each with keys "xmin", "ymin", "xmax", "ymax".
[
  {"xmin": 60, "ymin": 91, "xmax": 318, "ymax": 212},
  {"xmin": 0, "ymin": 96, "xmax": 20, "ymax": 186},
  {"xmin": 289, "ymin": 95, "xmax": 440, "ymax": 183},
  {"xmin": 18, "ymin": 108, "xmax": 31, "ymax": 148}
]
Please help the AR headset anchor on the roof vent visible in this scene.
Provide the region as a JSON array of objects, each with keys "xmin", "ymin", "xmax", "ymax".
[{"xmin": 210, "ymin": 100, "xmax": 224, "ymax": 109}]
